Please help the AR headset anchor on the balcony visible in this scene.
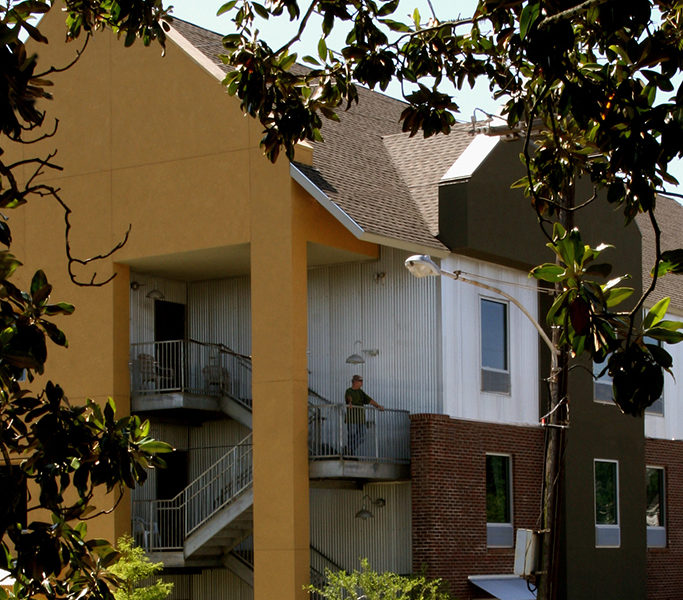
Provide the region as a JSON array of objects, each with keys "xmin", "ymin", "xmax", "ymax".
[
  {"xmin": 129, "ymin": 340, "xmax": 252, "ymax": 421},
  {"xmin": 308, "ymin": 404, "xmax": 411, "ymax": 481}
]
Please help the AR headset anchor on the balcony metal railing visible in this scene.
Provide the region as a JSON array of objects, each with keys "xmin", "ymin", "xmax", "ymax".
[
  {"xmin": 129, "ymin": 339, "xmax": 252, "ymax": 407},
  {"xmin": 132, "ymin": 433, "xmax": 253, "ymax": 552},
  {"xmin": 308, "ymin": 405, "xmax": 410, "ymax": 464}
]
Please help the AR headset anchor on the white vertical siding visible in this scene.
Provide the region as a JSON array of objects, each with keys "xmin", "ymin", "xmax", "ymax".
[
  {"xmin": 192, "ymin": 565, "xmax": 253, "ymax": 600},
  {"xmin": 187, "ymin": 277, "xmax": 251, "ymax": 353},
  {"xmin": 148, "ymin": 566, "xmax": 252, "ymax": 600},
  {"xmin": 441, "ymin": 254, "xmax": 540, "ymax": 425},
  {"xmin": 307, "ymin": 248, "xmax": 440, "ymax": 413},
  {"xmin": 310, "ymin": 482, "xmax": 412, "ymax": 574},
  {"xmin": 645, "ymin": 311, "xmax": 683, "ymax": 439},
  {"xmin": 188, "ymin": 419, "xmax": 251, "ymax": 480}
]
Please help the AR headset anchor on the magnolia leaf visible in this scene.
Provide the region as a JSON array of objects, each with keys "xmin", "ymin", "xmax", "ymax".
[
  {"xmin": 584, "ymin": 263, "xmax": 612, "ymax": 278},
  {"xmin": 530, "ymin": 263, "xmax": 565, "ymax": 282},
  {"xmin": 520, "ymin": 2, "xmax": 540, "ymax": 39},
  {"xmin": 216, "ymin": 1, "xmax": 237, "ymax": 16},
  {"xmin": 604, "ymin": 287, "xmax": 633, "ymax": 308},
  {"xmin": 644, "ymin": 327, "xmax": 683, "ymax": 344},
  {"xmin": 138, "ymin": 440, "xmax": 174, "ymax": 453},
  {"xmin": 653, "ymin": 249, "xmax": 683, "ymax": 277},
  {"xmin": 643, "ymin": 297, "xmax": 670, "ymax": 329},
  {"xmin": 645, "ymin": 343, "xmax": 673, "ymax": 370},
  {"xmin": 602, "ymin": 275, "xmax": 631, "ymax": 291}
]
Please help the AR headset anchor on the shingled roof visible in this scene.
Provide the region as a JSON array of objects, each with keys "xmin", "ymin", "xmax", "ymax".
[
  {"xmin": 169, "ymin": 18, "xmax": 683, "ymax": 311},
  {"xmin": 637, "ymin": 194, "xmax": 683, "ymax": 313}
]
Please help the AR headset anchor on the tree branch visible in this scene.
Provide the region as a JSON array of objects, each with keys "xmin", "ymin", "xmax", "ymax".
[
  {"xmin": 538, "ymin": 0, "xmax": 612, "ymax": 29},
  {"xmin": 34, "ymin": 33, "xmax": 91, "ymax": 78},
  {"xmin": 274, "ymin": 0, "xmax": 320, "ymax": 56}
]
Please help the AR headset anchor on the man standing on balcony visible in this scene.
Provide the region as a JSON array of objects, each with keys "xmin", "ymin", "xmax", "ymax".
[{"xmin": 345, "ymin": 375, "xmax": 384, "ymax": 456}]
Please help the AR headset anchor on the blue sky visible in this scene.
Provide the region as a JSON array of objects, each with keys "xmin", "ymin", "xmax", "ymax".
[
  {"xmin": 168, "ymin": 1, "xmax": 683, "ymax": 196},
  {"xmin": 168, "ymin": 0, "xmax": 500, "ymax": 120}
]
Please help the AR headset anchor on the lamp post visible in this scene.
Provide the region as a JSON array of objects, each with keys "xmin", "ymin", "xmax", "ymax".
[{"xmin": 404, "ymin": 254, "xmax": 563, "ymax": 596}]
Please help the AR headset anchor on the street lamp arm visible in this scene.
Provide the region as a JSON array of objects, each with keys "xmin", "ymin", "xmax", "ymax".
[
  {"xmin": 404, "ymin": 255, "xmax": 559, "ymax": 364},
  {"xmin": 450, "ymin": 271, "xmax": 559, "ymax": 361}
]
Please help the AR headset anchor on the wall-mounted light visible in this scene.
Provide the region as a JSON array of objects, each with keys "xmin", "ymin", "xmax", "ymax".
[
  {"xmin": 146, "ymin": 281, "xmax": 165, "ymax": 300},
  {"xmin": 355, "ymin": 494, "xmax": 386, "ymax": 520},
  {"xmin": 346, "ymin": 340, "xmax": 364, "ymax": 365},
  {"xmin": 345, "ymin": 341, "xmax": 380, "ymax": 364}
]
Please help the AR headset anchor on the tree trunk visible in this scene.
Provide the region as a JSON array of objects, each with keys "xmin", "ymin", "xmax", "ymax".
[{"xmin": 537, "ymin": 185, "xmax": 574, "ymax": 600}]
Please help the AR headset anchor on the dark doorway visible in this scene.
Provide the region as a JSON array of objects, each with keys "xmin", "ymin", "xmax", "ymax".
[
  {"xmin": 154, "ymin": 300, "xmax": 185, "ymax": 342},
  {"xmin": 157, "ymin": 450, "xmax": 189, "ymax": 499},
  {"xmin": 154, "ymin": 300, "xmax": 185, "ymax": 389},
  {"xmin": 156, "ymin": 450, "xmax": 188, "ymax": 548}
]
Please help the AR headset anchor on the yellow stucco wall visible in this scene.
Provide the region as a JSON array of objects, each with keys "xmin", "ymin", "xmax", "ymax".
[{"xmin": 8, "ymin": 8, "xmax": 379, "ymax": 600}]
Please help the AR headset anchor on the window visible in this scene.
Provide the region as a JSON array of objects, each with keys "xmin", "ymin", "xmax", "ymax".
[
  {"xmin": 481, "ymin": 298, "xmax": 510, "ymax": 393},
  {"xmin": 593, "ymin": 361, "xmax": 613, "ymax": 404},
  {"xmin": 486, "ymin": 453, "xmax": 513, "ymax": 547},
  {"xmin": 594, "ymin": 459, "xmax": 620, "ymax": 547},
  {"xmin": 644, "ymin": 337, "xmax": 664, "ymax": 416},
  {"xmin": 646, "ymin": 466, "xmax": 666, "ymax": 548}
]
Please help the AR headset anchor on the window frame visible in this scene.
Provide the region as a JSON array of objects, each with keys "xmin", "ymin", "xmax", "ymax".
[
  {"xmin": 480, "ymin": 297, "xmax": 511, "ymax": 395},
  {"xmin": 593, "ymin": 361, "xmax": 613, "ymax": 405},
  {"xmin": 594, "ymin": 459, "xmax": 620, "ymax": 548},
  {"xmin": 644, "ymin": 336, "xmax": 665, "ymax": 416},
  {"xmin": 485, "ymin": 452, "xmax": 514, "ymax": 548},
  {"xmin": 646, "ymin": 465, "xmax": 666, "ymax": 548}
]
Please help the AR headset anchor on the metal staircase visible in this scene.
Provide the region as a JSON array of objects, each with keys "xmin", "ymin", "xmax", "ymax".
[
  {"xmin": 131, "ymin": 338, "xmax": 410, "ymax": 576},
  {"xmin": 133, "ymin": 433, "xmax": 253, "ymax": 563}
]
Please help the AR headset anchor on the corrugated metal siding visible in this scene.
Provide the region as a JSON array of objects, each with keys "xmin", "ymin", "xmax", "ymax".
[
  {"xmin": 132, "ymin": 250, "xmax": 438, "ymax": 414},
  {"xmin": 129, "ymin": 273, "xmax": 187, "ymax": 345},
  {"xmin": 310, "ymin": 482, "xmax": 412, "ymax": 574},
  {"xmin": 188, "ymin": 419, "xmax": 251, "ymax": 480},
  {"xmin": 307, "ymin": 248, "xmax": 440, "ymax": 413},
  {"xmin": 187, "ymin": 277, "xmax": 251, "ymax": 353},
  {"xmin": 157, "ymin": 569, "xmax": 252, "ymax": 600},
  {"xmin": 192, "ymin": 568, "xmax": 253, "ymax": 600}
]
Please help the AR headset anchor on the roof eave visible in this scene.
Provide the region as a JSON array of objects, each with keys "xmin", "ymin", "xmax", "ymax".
[
  {"xmin": 167, "ymin": 25, "xmax": 225, "ymax": 82},
  {"xmin": 290, "ymin": 163, "xmax": 449, "ymax": 258}
]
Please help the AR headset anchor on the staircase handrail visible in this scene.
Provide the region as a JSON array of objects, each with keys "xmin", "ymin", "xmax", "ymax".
[
  {"xmin": 308, "ymin": 388, "xmax": 333, "ymax": 405},
  {"xmin": 184, "ymin": 432, "xmax": 253, "ymax": 536},
  {"xmin": 310, "ymin": 544, "xmax": 344, "ymax": 573}
]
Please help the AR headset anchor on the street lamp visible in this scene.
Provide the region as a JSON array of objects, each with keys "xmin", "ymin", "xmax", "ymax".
[
  {"xmin": 405, "ymin": 253, "xmax": 564, "ymax": 596},
  {"xmin": 404, "ymin": 255, "xmax": 558, "ymax": 362}
]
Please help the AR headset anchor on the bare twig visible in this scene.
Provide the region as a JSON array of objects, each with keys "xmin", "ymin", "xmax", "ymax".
[
  {"xmin": 32, "ymin": 182, "xmax": 131, "ymax": 287},
  {"xmin": 34, "ymin": 34, "xmax": 91, "ymax": 78},
  {"xmin": 274, "ymin": 0, "xmax": 320, "ymax": 56},
  {"xmin": 538, "ymin": 0, "xmax": 611, "ymax": 29}
]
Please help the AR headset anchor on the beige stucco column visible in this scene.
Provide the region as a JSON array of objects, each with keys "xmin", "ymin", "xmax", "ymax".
[{"xmin": 250, "ymin": 151, "xmax": 310, "ymax": 600}]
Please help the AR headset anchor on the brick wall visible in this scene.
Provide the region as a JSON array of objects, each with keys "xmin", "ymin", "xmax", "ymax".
[
  {"xmin": 411, "ymin": 414, "xmax": 544, "ymax": 600},
  {"xmin": 645, "ymin": 438, "xmax": 683, "ymax": 600}
]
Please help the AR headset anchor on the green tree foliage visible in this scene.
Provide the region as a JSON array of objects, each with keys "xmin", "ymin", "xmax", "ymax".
[
  {"xmin": 109, "ymin": 536, "xmax": 173, "ymax": 600},
  {"xmin": 218, "ymin": 0, "xmax": 683, "ymax": 414},
  {"xmin": 307, "ymin": 558, "xmax": 451, "ymax": 600},
  {"xmin": 0, "ymin": 256, "xmax": 172, "ymax": 600},
  {"xmin": 215, "ymin": 3, "xmax": 683, "ymax": 596},
  {"xmin": 0, "ymin": 4, "xmax": 173, "ymax": 600}
]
